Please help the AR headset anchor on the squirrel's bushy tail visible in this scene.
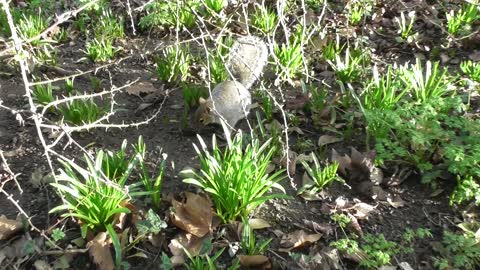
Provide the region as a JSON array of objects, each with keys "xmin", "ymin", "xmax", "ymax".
[{"xmin": 226, "ymin": 36, "xmax": 268, "ymax": 90}]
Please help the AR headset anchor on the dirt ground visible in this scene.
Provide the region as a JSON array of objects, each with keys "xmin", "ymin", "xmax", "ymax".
[
  {"xmin": 0, "ymin": 1, "xmax": 473, "ymax": 269},
  {"xmin": 0, "ymin": 45, "xmax": 458, "ymax": 269}
]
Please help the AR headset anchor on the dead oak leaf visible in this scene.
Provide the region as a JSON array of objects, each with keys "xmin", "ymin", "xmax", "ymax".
[
  {"xmin": 237, "ymin": 255, "xmax": 271, "ymax": 269},
  {"xmin": 171, "ymin": 192, "xmax": 213, "ymax": 237},
  {"xmin": 347, "ymin": 213, "xmax": 363, "ymax": 237},
  {"xmin": 279, "ymin": 230, "xmax": 322, "ymax": 252},
  {"xmin": 302, "ymin": 219, "xmax": 333, "ymax": 236},
  {"xmin": 126, "ymin": 81, "xmax": 158, "ymax": 96},
  {"xmin": 318, "ymin": 135, "xmax": 343, "ymax": 146},
  {"xmin": 249, "ymin": 218, "xmax": 272, "ymax": 230},
  {"xmin": 331, "ymin": 149, "xmax": 351, "ymax": 176},
  {"xmin": 87, "ymin": 232, "xmax": 114, "ymax": 270},
  {"xmin": 347, "ymin": 202, "xmax": 376, "ymax": 220},
  {"xmin": 386, "ymin": 194, "xmax": 406, "ymax": 208},
  {"xmin": 332, "ymin": 148, "xmax": 384, "ymax": 184},
  {"xmin": 168, "ymin": 232, "xmax": 211, "ymax": 267},
  {"xmin": 0, "ymin": 216, "xmax": 23, "ymax": 240}
]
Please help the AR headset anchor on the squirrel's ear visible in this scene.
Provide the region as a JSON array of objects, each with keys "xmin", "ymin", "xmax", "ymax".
[
  {"xmin": 205, "ymin": 106, "xmax": 212, "ymax": 113},
  {"xmin": 198, "ymin": 97, "xmax": 206, "ymax": 105}
]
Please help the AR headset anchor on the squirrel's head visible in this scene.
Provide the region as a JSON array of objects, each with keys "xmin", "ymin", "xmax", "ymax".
[{"xmin": 191, "ymin": 97, "xmax": 215, "ymax": 129}]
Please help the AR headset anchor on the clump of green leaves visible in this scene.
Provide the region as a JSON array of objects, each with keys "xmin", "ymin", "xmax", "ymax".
[
  {"xmin": 328, "ymin": 48, "xmax": 363, "ymax": 83},
  {"xmin": 156, "ymin": 45, "xmax": 192, "ymax": 83},
  {"xmin": 322, "ymin": 35, "xmax": 344, "ymax": 62},
  {"xmin": 274, "ymin": 28, "xmax": 305, "ymax": 81},
  {"xmin": 85, "ymin": 38, "xmax": 119, "ymax": 62},
  {"xmin": 204, "ymin": 0, "xmax": 227, "ymax": 15},
  {"xmin": 32, "ymin": 83, "xmax": 55, "ymax": 106},
  {"xmin": 17, "ymin": 12, "xmax": 50, "ymax": 46},
  {"xmin": 257, "ymin": 90, "xmax": 274, "ymax": 123},
  {"xmin": 251, "ymin": 5, "xmax": 278, "ymax": 35},
  {"xmin": 362, "ymin": 65, "xmax": 407, "ymax": 111},
  {"xmin": 50, "ymin": 151, "xmax": 136, "ymax": 236},
  {"xmin": 59, "ymin": 98, "xmax": 106, "ymax": 125},
  {"xmin": 207, "ymin": 53, "xmax": 228, "ymax": 85},
  {"xmin": 50, "ymin": 150, "xmax": 138, "ymax": 269},
  {"xmin": 399, "ymin": 59, "xmax": 451, "ymax": 103},
  {"xmin": 394, "ymin": 11, "xmax": 417, "ymax": 42},
  {"xmin": 102, "ymin": 139, "xmax": 134, "ymax": 181},
  {"xmin": 139, "ymin": 0, "xmax": 198, "ymax": 29},
  {"xmin": 134, "ymin": 136, "xmax": 167, "ymax": 211},
  {"xmin": 433, "ymin": 231, "xmax": 480, "ymax": 270},
  {"xmin": 446, "ymin": 1, "xmax": 479, "ymax": 36},
  {"xmin": 347, "ymin": 2, "xmax": 365, "ymax": 25},
  {"xmin": 241, "ymin": 217, "xmax": 272, "ymax": 256},
  {"xmin": 94, "ymin": 9, "xmax": 124, "ymax": 42},
  {"xmin": 299, "ymin": 153, "xmax": 342, "ymax": 193},
  {"xmin": 460, "ymin": 60, "xmax": 480, "ymax": 83},
  {"xmin": 183, "ymin": 121, "xmax": 288, "ymax": 223}
]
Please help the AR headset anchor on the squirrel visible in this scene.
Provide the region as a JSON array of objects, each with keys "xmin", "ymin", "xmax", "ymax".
[{"xmin": 192, "ymin": 35, "xmax": 268, "ymax": 130}]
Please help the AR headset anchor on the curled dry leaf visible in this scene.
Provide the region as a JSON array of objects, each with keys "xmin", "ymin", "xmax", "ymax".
[
  {"xmin": 87, "ymin": 232, "xmax": 114, "ymax": 270},
  {"xmin": 274, "ymin": 150, "xmax": 297, "ymax": 176},
  {"xmin": 285, "ymin": 92, "xmax": 311, "ymax": 110},
  {"xmin": 126, "ymin": 81, "xmax": 158, "ymax": 96},
  {"xmin": 332, "ymin": 148, "xmax": 384, "ymax": 184},
  {"xmin": 249, "ymin": 218, "xmax": 271, "ymax": 230},
  {"xmin": 33, "ymin": 260, "xmax": 52, "ymax": 270},
  {"xmin": 171, "ymin": 192, "xmax": 213, "ymax": 237},
  {"xmin": 348, "ymin": 202, "xmax": 376, "ymax": 220},
  {"xmin": 279, "ymin": 230, "xmax": 322, "ymax": 252},
  {"xmin": 295, "ymin": 153, "xmax": 314, "ymax": 164},
  {"xmin": 386, "ymin": 194, "xmax": 406, "ymax": 208},
  {"xmin": 0, "ymin": 216, "xmax": 22, "ymax": 240},
  {"xmin": 318, "ymin": 135, "xmax": 343, "ymax": 147},
  {"xmin": 331, "ymin": 149, "xmax": 351, "ymax": 176},
  {"xmin": 302, "ymin": 219, "xmax": 334, "ymax": 236},
  {"xmin": 298, "ymin": 173, "xmax": 322, "ymax": 201},
  {"xmin": 237, "ymin": 255, "xmax": 271, "ymax": 269},
  {"xmin": 168, "ymin": 232, "xmax": 210, "ymax": 267},
  {"xmin": 346, "ymin": 213, "xmax": 363, "ymax": 237}
]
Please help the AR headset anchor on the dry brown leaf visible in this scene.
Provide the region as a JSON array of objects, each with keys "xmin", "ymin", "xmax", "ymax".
[
  {"xmin": 296, "ymin": 153, "xmax": 313, "ymax": 164},
  {"xmin": 33, "ymin": 260, "xmax": 52, "ymax": 270},
  {"xmin": 249, "ymin": 218, "xmax": 271, "ymax": 230},
  {"xmin": 237, "ymin": 255, "xmax": 271, "ymax": 269},
  {"xmin": 398, "ymin": 262, "xmax": 415, "ymax": 270},
  {"xmin": 285, "ymin": 92, "xmax": 311, "ymax": 110},
  {"xmin": 387, "ymin": 195, "xmax": 406, "ymax": 208},
  {"xmin": 371, "ymin": 186, "xmax": 388, "ymax": 201},
  {"xmin": 332, "ymin": 148, "xmax": 383, "ymax": 184},
  {"xmin": 126, "ymin": 81, "xmax": 158, "ymax": 96},
  {"xmin": 87, "ymin": 232, "xmax": 114, "ymax": 270},
  {"xmin": 348, "ymin": 202, "xmax": 376, "ymax": 220},
  {"xmin": 51, "ymin": 254, "xmax": 74, "ymax": 269},
  {"xmin": 318, "ymin": 135, "xmax": 343, "ymax": 146},
  {"xmin": 275, "ymin": 150, "xmax": 297, "ymax": 176},
  {"xmin": 0, "ymin": 216, "xmax": 22, "ymax": 240},
  {"xmin": 288, "ymin": 126, "xmax": 305, "ymax": 135},
  {"xmin": 331, "ymin": 149, "xmax": 351, "ymax": 176},
  {"xmin": 378, "ymin": 266, "xmax": 397, "ymax": 270},
  {"xmin": 298, "ymin": 173, "xmax": 323, "ymax": 201},
  {"xmin": 171, "ymin": 192, "xmax": 213, "ymax": 237},
  {"xmin": 168, "ymin": 232, "xmax": 210, "ymax": 267},
  {"xmin": 302, "ymin": 219, "xmax": 333, "ymax": 236},
  {"xmin": 279, "ymin": 230, "xmax": 322, "ymax": 252},
  {"xmin": 134, "ymin": 103, "xmax": 154, "ymax": 112},
  {"xmin": 347, "ymin": 213, "xmax": 363, "ymax": 237}
]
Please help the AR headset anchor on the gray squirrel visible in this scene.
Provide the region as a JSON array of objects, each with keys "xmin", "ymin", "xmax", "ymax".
[{"xmin": 192, "ymin": 35, "xmax": 268, "ymax": 129}]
